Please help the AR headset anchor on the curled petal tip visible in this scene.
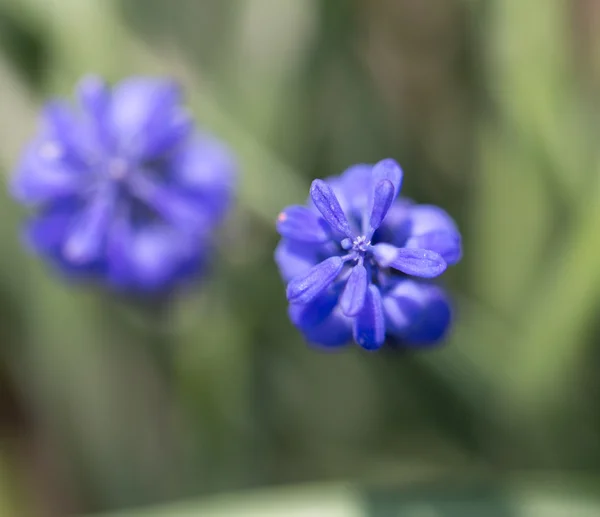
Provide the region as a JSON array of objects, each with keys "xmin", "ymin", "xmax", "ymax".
[
  {"xmin": 367, "ymin": 179, "xmax": 395, "ymax": 235},
  {"xmin": 372, "ymin": 158, "xmax": 403, "ymax": 198}
]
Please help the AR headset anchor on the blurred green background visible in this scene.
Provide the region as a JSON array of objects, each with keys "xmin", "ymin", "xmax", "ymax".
[{"xmin": 1, "ymin": 0, "xmax": 600, "ymax": 515}]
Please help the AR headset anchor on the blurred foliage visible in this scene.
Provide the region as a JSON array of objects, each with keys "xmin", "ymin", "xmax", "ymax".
[{"xmin": 0, "ymin": 0, "xmax": 599, "ymax": 515}]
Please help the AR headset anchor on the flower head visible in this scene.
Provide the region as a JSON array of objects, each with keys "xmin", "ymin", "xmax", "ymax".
[
  {"xmin": 12, "ymin": 76, "xmax": 236, "ymax": 292},
  {"xmin": 275, "ymin": 159, "xmax": 461, "ymax": 350}
]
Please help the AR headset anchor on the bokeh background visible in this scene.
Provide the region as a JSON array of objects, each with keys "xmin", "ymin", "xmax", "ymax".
[{"xmin": 0, "ymin": 0, "xmax": 600, "ymax": 515}]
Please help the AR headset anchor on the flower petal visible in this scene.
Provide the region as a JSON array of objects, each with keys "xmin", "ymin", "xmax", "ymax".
[
  {"xmin": 366, "ymin": 179, "xmax": 395, "ymax": 235},
  {"xmin": 276, "ymin": 205, "xmax": 329, "ymax": 243},
  {"xmin": 24, "ymin": 198, "xmax": 106, "ymax": 276},
  {"xmin": 109, "ymin": 78, "xmax": 191, "ymax": 158},
  {"xmin": 372, "ymin": 244, "xmax": 447, "ymax": 278},
  {"xmin": 62, "ymin": 191, "xmax": 114, "ymax": 264},
  {"xmin": 77, "ymin": 75, "xmax": 112, "ymax": 150},
  {"xmin": 129, "ymin": 173, "xmax": 211, "ymax": 232},
  {"xmin": 353, "ymin": 285, "xmax": 385, "ymax": 350},
  {"xmin": 407, "ymin": 204, "xmax": 458, "ymax": 235},
  {"xmin": 383, "ymin": 280, "xmax": 452, "ymax": 345},
  {"xmin": 42, "ymin": 102, "xmax": 91, "ymax": 163},
  {"xmin": 293, "ymin": 305, "xmax": 352, "ymax": 348},
  {"xmin": 383, "ymin": 292, "xmax": 420, "ymax": 334},
  {"xmin": 78, "ymin": 75, "xmax": 109, "ymax": 117},
  {"xmin": 405, "ymin": 230, "xmax": 462, "ymax": 265},
  {"xmin": 289, "ymin": 290, "xmax": 338, "ymax": 329},
  {"xmin": 372, "ymin": 158, "xmax": 403, "ymax": 199},
  {"xmin": 403, "ymin": 288, "xmax": 452, "ymax": 345},
  {"xmin": 169, "ymin": 134, "xmax": 236, "ymax": 223},
  {"xmin": 11, "ymin": 141, "xmax": 85, "ymax": 203},
  {"xmin": 309, "ymin": 179, "xmax": 353, "ymax": 237},
  {"xmin": 286, "ymin": 256, "xmax": 344, "ymax": 304},
  {"xmin": 335, "ymin": 164, "xmax": 374, "ymax": 216},
  {"xmin": 369, "ymin": 198, "xmax": 413, "ymax": 246},
  {"xmin": 274, "ymin": 239, "xmax": 324, "ymax": 282},
  {"xmin": 339, "ymin": 264, "xmax": 368, "ymax": 316},
  {"xmin": 24, "ymin": 199, "xmax": 78, "ymax": 254},
  {"xmin": 107, "ymin": 219, "xmax": 200, "ymax": 291},
  {"xmin": 404, "ymin": 205, "xmax": 462, "ymax": 264},
  {"xmin": 370, "ymin": 243, "xmax": 397, "ymax": 266}
]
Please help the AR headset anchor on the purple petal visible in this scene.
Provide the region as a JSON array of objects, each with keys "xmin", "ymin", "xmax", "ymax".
[
  {"xmin": 274, "ymin": 239, "xmax": 324, "ymax": 282},
  {"xmin": 382, "ymin": 280, "xmax": 425, "ymax": 334},
  {"xmin": 405, "ymin": 230, "xmax": 462, "ymax": 265},
  {"xmin": 383, "ymin": 280, "xmax": 452, "ymax": 345},
  {"xmin": 309, "ymin": 180, "xmax": 353, "ymax": 237},
  {"xmin": 169, "ymin": 134, "xmax": 236, "ymax": 223},
  {"xmin": 109, "ymin": 78, "xmax": 179, "ymax": 132},
  {"xmin": 109, "ymin": 78, "xmax": 191, "ymax": 158},
  {"xmin": 367, "ymin": 179, "xmax": 395, "ymax": 235},
  {"xmin": 370, "ymin": 243, "xmax": 398, "ymax": 266},
  {"xmin": 407, "ymin": 204, "xmax": 458, "ymax": 236},
  {"xmin": 147, "ymin": 111, "xmax": 192, "ymax": 158},
  {"xmin": 107, "ymin": 219, "xmax": 200, "ymax": 291},
  {"xmin": 339, "ymin": 264, "xmax": 368, "ymax": 316},
  {"xmin": 353, "ymin": 285, "xmax": 385, "ymax": 350},
  {"xmin": 372, "ymin": 199, "xmax": 414, "ymax": 247},
  {"xmin": 335, "ymin": 164, "xmax": 374, "ymax": 216},
  {"xmin": 42, "ymin": 102, "xmax": 95, "ymax": 165},
  {"xmin": 129, "ymin": 173, "xmax": 211, "ymax": 231},
  {"xmin": 383, "ymin": 294, "xmax": 419, "ymax": 335},
  {"xmin": 286, "ymin": 256, "xmax": 344, "ymax": 304},
  {"xmin": 42, "ymin": 102, "xmax": 79, "ymax": 147},
  {"xmin": 11, "ymin": 141, "xmax": 85, "ymax": 203},
  {"xmin": 372, "ymin": 159, "xmax": 403, "ymax": 199},
  {"xmin": 105, "ymin": 216, "xmax": 135, "ymax": 288},
  {"xmin": 276, "ymin": 205, "xmax": 329, "ymax": 243},
  {"xmin": 293, "ymin": 306, "xmax": 353, "ymax": 348},
  {"xmin": 62, "ymin": 192, "xmax": 114, "ymax": 264},
  {"xmin": 404, "ymin": 205, "xmax": 461, "ymax": 264},
  {"xmin": 372, "ymin": 244, "xmax": 447, "ymax": 278},
  {"xmin": 77, "ymin": 75, "xmax": 112, "ymax": 150},
  {"xmin": 24, "ymin": 199, "xmax": 106, "ymax": 276},
  {"xmin": 403, "ymin": 289, "xmax": 452, "ymax": 344},
  {"xmin": 289, "ymin": 290, "xmax": 338, "ymax": 329},
  {"xmin": 78, "ymin": 76, "xmax": 109, "ymax": 115},
  {"xmin": 25, "ymin": 199, "xmax": 78, "ymax": 254}
]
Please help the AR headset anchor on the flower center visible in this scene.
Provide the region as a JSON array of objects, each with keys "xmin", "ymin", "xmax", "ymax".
[
  {"xmin": 352, "ymin": 235, "xmax": 371, "ymax": 254},
  {"xmin": 108, "ymin": 157, "xmax": 129, "ymax": 181}
]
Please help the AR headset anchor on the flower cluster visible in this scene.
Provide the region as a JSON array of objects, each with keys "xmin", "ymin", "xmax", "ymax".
[
  {"xmin": 12, "ymin": 76, "xmax": 236, "ymax": 292},
  {"xmin": 275, "ymin": 159, "xmax": 462, "ymax": 350},
  {"xmin": 11, "ymin": 75, "xmax": 462, "ymax": 352}
]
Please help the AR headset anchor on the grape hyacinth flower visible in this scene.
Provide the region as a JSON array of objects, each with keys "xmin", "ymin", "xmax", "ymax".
[
  {"xmin": 275, "ymin": 160, "xmax": 462, "ymax": 350},
  {"xmin": 12, "ymin": 76, "xmax": 236, "ymax": 292}
]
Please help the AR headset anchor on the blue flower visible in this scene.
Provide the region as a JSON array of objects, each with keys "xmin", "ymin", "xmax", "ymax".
[
  {"xmin": 12, "ymin": 76, "xmax": 236, "ymax": 292},
  {"xmin": 275, "ymin": 160, "xmax": 462, "ymax": 350}
]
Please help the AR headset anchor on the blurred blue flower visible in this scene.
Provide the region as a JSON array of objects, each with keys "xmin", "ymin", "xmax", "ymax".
[
  {"xmin": 275, "ymin": 160, "xmax": 461, "ymax": 350},
  {"xmin": 12, "ymin": 76, "xmax": 236, "ymax": 292}
]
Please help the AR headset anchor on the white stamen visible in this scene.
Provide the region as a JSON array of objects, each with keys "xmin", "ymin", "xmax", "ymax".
[{"xmin": 352, "ymin": 235, "xmax": 371, "ymax": 252}]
